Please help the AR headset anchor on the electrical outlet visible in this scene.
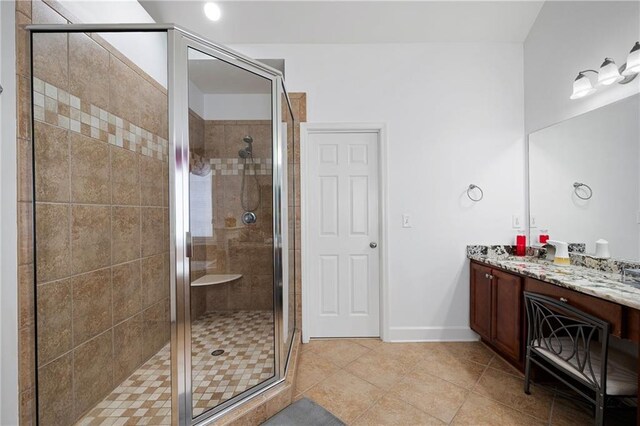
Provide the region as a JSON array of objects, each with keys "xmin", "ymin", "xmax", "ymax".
[
  {"xmin": 512, "ymin": 214, "xmax": 522, "ymax": 229},
  {"xmin": 530, "ymin": 215, "xmax": 537, "ymax": 228},
  {"xmin": 402, "ymin": 214, "xmax": 412, "ymax": 228}
]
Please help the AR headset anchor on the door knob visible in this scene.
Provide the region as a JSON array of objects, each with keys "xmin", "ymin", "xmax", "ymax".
[{"xmin": 370, "ymin": 242, "xmax": 378, "ymax": 248}]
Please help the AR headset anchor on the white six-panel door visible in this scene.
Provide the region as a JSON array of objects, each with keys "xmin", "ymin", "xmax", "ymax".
[{"xmin": 306, "ymin": 130, "xmax": 380, "ymax": 338}]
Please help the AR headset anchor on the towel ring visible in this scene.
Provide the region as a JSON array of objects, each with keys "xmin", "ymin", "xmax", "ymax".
[
  {"xmin": 467, "ymin": 184, "xmax": 483, "ymax": 202},
  {"xmin": 573, "ymin": 182, "xmax": 593, "ymax": 200}
]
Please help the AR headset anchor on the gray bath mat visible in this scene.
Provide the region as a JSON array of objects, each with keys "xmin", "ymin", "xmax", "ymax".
[{"xmin": 262, "ymin": 398, "xmax": 345, "ymax": 426}]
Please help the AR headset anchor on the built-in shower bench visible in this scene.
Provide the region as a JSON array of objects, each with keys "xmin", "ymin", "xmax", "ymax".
[{"xmin": 191, "ymin": 274, "xmax": 243, "ymax": 287}]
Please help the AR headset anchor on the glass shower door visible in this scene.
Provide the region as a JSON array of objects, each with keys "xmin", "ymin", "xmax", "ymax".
[{"xmin": 171, "ymin": 32, "xmax": 284, "ymax": 423}]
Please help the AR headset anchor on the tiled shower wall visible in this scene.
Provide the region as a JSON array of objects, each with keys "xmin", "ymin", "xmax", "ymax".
[
  {"xmin": 189, "ymin": 114, "xmax": 275, "ymax": 318},
  {"xmin": 16, "ymin": 1, "xmax": 170, "ymax": 424}
]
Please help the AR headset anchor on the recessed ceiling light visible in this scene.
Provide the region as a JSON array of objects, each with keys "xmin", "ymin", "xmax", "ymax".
[{"xmin": 204, "ymin": 2, "xmax": 221, "ymax": 21}]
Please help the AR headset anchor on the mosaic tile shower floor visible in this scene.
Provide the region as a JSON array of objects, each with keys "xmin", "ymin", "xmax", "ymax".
[{"xmin": 78, "ymin": 311, "xmax": 275, "ymax": 425}]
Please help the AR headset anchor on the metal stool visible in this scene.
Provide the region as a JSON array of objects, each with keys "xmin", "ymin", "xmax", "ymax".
[{"xmin": 523, "ymin": 291, "xmax": 637, "ymax": 425}]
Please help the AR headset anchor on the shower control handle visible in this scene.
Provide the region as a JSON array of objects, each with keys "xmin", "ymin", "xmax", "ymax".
[{"xmin": 370, "ymin": 242, "xmax": 378, "ymax": 249}]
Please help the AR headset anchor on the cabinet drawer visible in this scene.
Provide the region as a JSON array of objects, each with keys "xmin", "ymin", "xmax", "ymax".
[{"xmin": 524, "ymin": 278, "xmax": 623, "ymax": 336}]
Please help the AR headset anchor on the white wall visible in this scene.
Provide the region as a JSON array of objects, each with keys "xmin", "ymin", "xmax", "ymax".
[
  {"xmin": 524, "ymin": 1, "xmax": 640, "ymax": 133},
  {"xmin": 0, "ymin": 0, "xmax": 19, "ymax": 423},
  {"xmin": 204, "ymin": 94, "xmax": 272, "ymax": 120},
  {"xmin": 189, "ymin": 81, "xmax": 271, "ymax": 120},
  {"xmin": 529, "ymin": 95, "xmax": 640, "ymax": 259},
  {"xmin": 232, "ymin": 43, "xmax": 525, "ymax": 341}
]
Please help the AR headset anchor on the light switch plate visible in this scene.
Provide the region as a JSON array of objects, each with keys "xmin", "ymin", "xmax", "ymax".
[
  {"xmin": 402, "ymin": 214, "xmax": 412, "ymax": 228},
  {"xmin": 512, "ymin": 214, "xmax": 522, "ymax": 229}
]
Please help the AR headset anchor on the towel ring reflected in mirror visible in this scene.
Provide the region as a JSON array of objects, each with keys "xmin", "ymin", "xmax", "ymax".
[
  {"xmin": 467, "ymin": 184, "xmax": 484, "ymax": 202},
  {"xmin": 573, "ymin": 182, "xmax": 593, "ymax": 200}
]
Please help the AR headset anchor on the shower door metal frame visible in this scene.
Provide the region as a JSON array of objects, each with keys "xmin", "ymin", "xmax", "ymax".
[
  {"xmin": 170, "ymin": 28, "xmax": 287, "ymax": 425},
  {"xmin": 27, "ymin": 23, "xmax": 292, "ymax": 426}
]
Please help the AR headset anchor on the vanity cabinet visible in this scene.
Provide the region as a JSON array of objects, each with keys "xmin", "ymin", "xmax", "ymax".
[{"xmin": 470, "ymin": 263, "xmax": 522, "ymax": 364}]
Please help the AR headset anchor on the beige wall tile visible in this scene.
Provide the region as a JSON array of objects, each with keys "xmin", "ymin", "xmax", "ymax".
[
  {"xmin": 141, "ymin": 207, "xmax": 164, "ymax": 257},
  {"xmin": 142, "ymin": 254, "xmax": 164, "ymax": 308},
  {"xmin": 228, "ymin": 277, "xmax": 252, "ymax": 311},
  {"xmin": 72, "ymin": 268, "xmax": 112, "ymax": 345},
  {"xmin": 205, "ymin": 283, "xmax": 229, "ymax": 311},
  {"xmin": 16, "ymin": 0, "xmax": 31, "ymax": 18},
  {"xmin": 140, "ymin": 156, "xmax": 163, "ymax": 206},
  {"xmin": 15, "ymin": 11, "xmax": 30, "ymax": 79},
  {"xmin": 113, "ymin": 314, "xmax": 143, "ymax": 384},
  {"xmin": 108, "ymin": 55, "xmax": 139, "ymax": 125},
  {"xmin": 18, "ymin": 264, "xmax": 34, "ymax": 329},
  {"xmin": 112, "ymin": 206, "xmax": 140, "ymax": 264},
  {"xmin": 111, "ymin": 146, "xmax": 139, "ymax": 205},
  {"xmin": 112, "ymin": 260, "xmax": 142, "ymax": 323},
  {"xmin": 34, "ymin": 121, "xmax": 69, "ymax": 202},
  {"xmin": 19, "ymin": 387, "xmax": 36, "ymax": 426},
  {"xmin": 19, "ymin": 325, "xmax": 35, "ymax": 392},
  {"xmin": 142, "ymin": 301, "xmax": 167, "ymax": 360},
  {"xmin": 36, "ymin": 279, "xmax": 73, "ymax": 366},
  {"xmin": 38, "ymin": 352, "xmax": 73, "ymax": 426},
  {"xmin": 17, "ymin": 76, "xmax": 31, "ymax": 139},
  {"xmin": 139, "ymin": 82, "xmax": 168, "ymax": 139},
  {"xmin": 18, "ymin": 202, "xmax": 34, "ymax": 266},
  {"xmin": 204, "ymin": 122, "xmax": 224, "ymax": 158},
  {"xmin": 70, "ymin": 133, "xmax": 111, "ymax": 204},
  {"xmin": 17, "ymin": 138, "xmax": 33, "ymax": 202},
  {"xmin": 35, "ymin": 203, "xmax": 70, "ymax": 282},
  {"xmin": 71, "ymin": 205, "xmax": 111, "ymax": 274},
  {"xmin": 32, "ymin": 30, "xmax": 68, "ymax": 90},
  {"xmin": 69, "ymin": 33, "xmax": 110, "ymax": 110},
  {"xmin": 73, "ymin": 331, "xmax": 114, "ymax": 419}
]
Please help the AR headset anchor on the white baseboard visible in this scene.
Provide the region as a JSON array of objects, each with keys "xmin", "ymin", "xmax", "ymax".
[{"xmin": 386, "ymin": 326, "xmax": 479, "ymax": 342}]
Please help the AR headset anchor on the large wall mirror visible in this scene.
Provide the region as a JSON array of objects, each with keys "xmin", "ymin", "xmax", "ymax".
[{"xmin": 528, "ymin": 94, "xmax": 640, "ymax": 261}]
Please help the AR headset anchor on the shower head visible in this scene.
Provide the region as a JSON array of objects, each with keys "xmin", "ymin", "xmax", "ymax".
[{"xmin": 243, "ymin": 135, "xmax": 253, "ymax": 144}]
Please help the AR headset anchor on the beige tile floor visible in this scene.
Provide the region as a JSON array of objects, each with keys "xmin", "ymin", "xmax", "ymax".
[{"xmin": 294, "ymin": 339, "xmax": 631, "ymax": 425}]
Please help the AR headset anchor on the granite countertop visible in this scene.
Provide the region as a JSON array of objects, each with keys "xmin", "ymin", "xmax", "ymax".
[{"xmin": 468, "ymin": 253, "xmax": 640, "ymax": 311}]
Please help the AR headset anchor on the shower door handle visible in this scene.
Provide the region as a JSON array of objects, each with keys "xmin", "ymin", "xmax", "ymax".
[{"xmin": 185, "ymin": 231, "xmax": 192, "ymax": 258}]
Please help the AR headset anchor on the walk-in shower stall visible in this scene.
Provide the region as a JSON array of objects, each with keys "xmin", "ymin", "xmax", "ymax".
[{"xmin": 27, "ymin": 24, "xmax": 296, "ymax": 425}]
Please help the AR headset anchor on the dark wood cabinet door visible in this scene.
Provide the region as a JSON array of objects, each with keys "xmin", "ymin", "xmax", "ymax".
[
  {"xmin": 470, "ymin": 262, "xmax": 493, "ymax": 341},
  {"xmin": 491, "ymin": 269, "xmax": 522, "ymax": 362}
]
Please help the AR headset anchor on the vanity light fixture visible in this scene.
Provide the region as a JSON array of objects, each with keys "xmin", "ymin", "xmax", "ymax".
[
  {"xmin": 623, "ymin": 42, "xmax": 640, "ymax": 75},
  {"xmin": 570, "ymin": 71, "xmax": 598, "ymax": 100},
  {"xmin": 597, "ymin": 58, "xmax": 624, "ymax": 85},
  {"xmin": 204, "ymin": 2, "xmax": 222, "ymax": 21},
  {"xmin": 570, "ymin": 42, "xmax": 639, "ymax": 100}
]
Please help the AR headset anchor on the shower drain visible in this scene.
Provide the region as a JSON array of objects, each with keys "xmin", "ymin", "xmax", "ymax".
[{"xmin": 211, "ymin": 349, "xmax": 225, "ymax": 356}]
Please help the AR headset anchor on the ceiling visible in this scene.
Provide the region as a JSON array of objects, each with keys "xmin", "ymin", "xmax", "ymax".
[{"xmin": 140, "ymin": 1, "xmax": 545, "ymax": 44}]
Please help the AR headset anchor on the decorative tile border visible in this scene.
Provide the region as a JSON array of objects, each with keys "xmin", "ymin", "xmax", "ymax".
[
  {"xmin": 190, "ymin": 152, "xmax": 272, "ymax": 176},
  {"xmin": 32, "ymin": 77, "xmax": 169, "ymax": 162}
]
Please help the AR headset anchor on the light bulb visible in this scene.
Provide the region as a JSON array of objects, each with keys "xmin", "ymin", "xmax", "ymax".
[
  {"xmin": 623, "ymin": 42, "xmax": 640, "ymax": 76},
  {"xmin": 570, "ymin": 73, "xmax": 596, "ymax": 100},
  {"xmin": 597, "ymin": 58, "xmax": 623, "ymax": 86},
  {"xmin": 204, "ymin": 2, "xmax": 221, "ymax": 21}
]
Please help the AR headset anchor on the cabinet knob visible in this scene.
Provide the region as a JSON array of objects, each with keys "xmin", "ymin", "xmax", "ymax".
[{"xmin": 559, "ymin": 297, "xmax": 568, "ymax": 303}]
